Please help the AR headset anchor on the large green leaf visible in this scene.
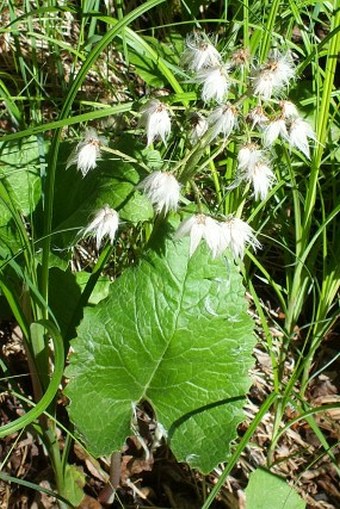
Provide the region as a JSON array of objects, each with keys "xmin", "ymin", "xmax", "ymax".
[
  {"xmin": 245, "ymin": 469, "xmax": 306, "ymax": 509},
  {"xmin": 65, "ymin": 231, "xmax": 255, "ymax": 473},
  {"xmin": 0, "ymin": 136, "xmax": 44, "ymax": 252},
  {"xmin": 0, "ymin": 136, "xmax": 43, "ymax": 216},
  {"xmin": 46, "ymin": 267, "xmax": 111, "ymax": 341}
]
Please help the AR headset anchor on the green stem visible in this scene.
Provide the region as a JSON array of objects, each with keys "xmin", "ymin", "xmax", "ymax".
[
  {"xmin": 260, "ymin": 0, "xmax": 281, "ymax": 62},
  {"xmin": 209, "ymin": 158, "xmax": 223, "ymax": 206},
  {"xmin": 0, "ymin": 320, "xmax": 64, "ymax": 437}
]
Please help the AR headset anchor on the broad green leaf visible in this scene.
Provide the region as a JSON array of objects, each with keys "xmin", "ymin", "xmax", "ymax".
[
  {"xmin": 169, "ymin": 399, "xmax": 247, "ymax": 473},
  {"xmin": 65, "ymin": 232, "xmax": 255, "ymax": 473},
  {"xmin": 0, "ymin": 136, "xmax": 44, "ymax": 216},
  {"xmin": 75, "ymin": 272, "xmax": 111, "ymax": 305},
  {"xmin": 245, "ymin": 469, "xmax": 306, "ymax": 509},
  {"xmin": 63, "ymin": 464, "xmax": 85, "ymax": 507},
  {"xmin": 47, "ymin": 267, "xmax": 82, "ymax": 338},
  {"xmin": 0, "ymin": 136, "xmax": 44, "ymax": 252},
  {"xmin": 46, "ymin": 268, "xmax": 110, "ymax": 340}
]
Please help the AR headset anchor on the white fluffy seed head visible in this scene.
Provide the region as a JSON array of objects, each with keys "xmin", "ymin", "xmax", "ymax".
[
  {"xmin": 175, "ymin": 214, "xmax": 222, "ymax": 258},
  {"xmin": 66, "ymin": 127, "xmax": 103, "ymax": 177},
  {"xmin": 237, "ymin": 143, "xmax": 263, "ymax": 170},
  {"xmin": 247, "ymin": 162, "xmax": 275, "ymax": 200},
  {"xmin": 253, "ymin": 70, "xmax": 276, "ymax": 100},
  {"xmin": 182, "ymin": 33, "xmax": 221, "ymax": 72},
  {"xmin": 280, "ymin": 100, "xmax": 299, "ymax": 119},
  {"xmin": 289, "ymin": 118, "xmax": 316, "ymax": 158},
  {"xmin": 208, "ymin": 103, "xmax": 238, "ymax": 140},
  {"xmin": 253, "ymin": 52, "xmax": 295, "ymax": 99},
  {"xmin": 271, "ymin": 52, "xmax": 295, "ymax": 86},
  {"xmin": 236, "ymin": 145, "xmax": 274, "ymax": 200},
  {"xmin": 219, "ymin": 217, "xmax": 261, "ymax": 259},
  {"xmin": 140, "ymin": 99, "xmax": 171, "ymax": 147},
  {"xmin": 196, "ymin": 64, "xmax": 231, "ymax": 103},
  {"xmin": 83, "ymin": 205, "xmax": 119, "ymax": 249},
  {"xmin": 247, "ymin": 106, "xmax": 269, "ymax": 129},
  {"xmin": 138, "ymin": 171, "xmax": 181, "ymax": 214},
  {"xmin": 264, "ymin": 118, "xmax": 288, "ymax": 146},
  {"xmin": 188, "ymin": 113, "xmax": 209, "ymax": 144}
]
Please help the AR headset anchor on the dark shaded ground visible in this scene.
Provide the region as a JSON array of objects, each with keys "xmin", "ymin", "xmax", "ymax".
[{"xmin": 1, "ymin": 319, "xmax": 339, "ymax": 509}]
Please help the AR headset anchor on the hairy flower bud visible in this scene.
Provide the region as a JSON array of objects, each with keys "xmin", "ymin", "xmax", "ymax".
[
  {"xmin": 83, "ymin": 206, "xmax": 119, "ymax": 249},
  {"xmin": 196, "ymin": 63, "xmax": 231, "ymax": 103},
  {"xmin": 140, "ymin": 99, "xmax": 171, "ymax": 147},
  {"xmin": 138, "ymin": 171, "xmax": 181, "ymax": 214},
  {"xmin": 66, "ymin": 128, "xmax": 104, "ymax": 177},
  {"xmin": 219, "ymin": 217, "xmax": 261, "ymax": 258},
  {"xmin": 289, "ymin": 118, "xmax": 316, "ymax": 158},
  {"xmin": 182, "ymin": 33, "xmax": 221, "ymax": 72},
  {"xmin": 208, "ymin": 103, "xmax": 238, "ymax": 140},
  {"xmin": 188, "ymin": 113, "xmax": 209, "ymax": 144}
]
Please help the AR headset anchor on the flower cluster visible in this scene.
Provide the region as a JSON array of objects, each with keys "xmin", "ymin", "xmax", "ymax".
[
  {"xmin": 175, "ymin": 214, "xmax": 260, "ymax": 259},
  {"xmin": 67, "ymin": 32, "xmax": 316, "ymax": 261}
]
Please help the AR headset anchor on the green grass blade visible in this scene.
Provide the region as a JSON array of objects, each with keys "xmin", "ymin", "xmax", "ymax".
[
  {"xmin": 0, "ymin": 320, "xmax": 64, "ymax": 437},
  {"xmin": 202, "ymin": 392, "xmax": 277, "ymax": 509},
  {"xmin": 0, "ymin": 103, "xmax": 134, "ymax": 143}
]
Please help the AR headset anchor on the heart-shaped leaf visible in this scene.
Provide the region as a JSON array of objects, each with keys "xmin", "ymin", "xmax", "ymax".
[{"xmin": 65, "ymin": 231, "xmax": 255, "ymax": 472}]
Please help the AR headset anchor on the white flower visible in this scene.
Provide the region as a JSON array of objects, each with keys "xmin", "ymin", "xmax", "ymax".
[
  {"xmin": 237, "ymin": 145, "xmax": 274, "ymax": 200},
  {"xmin": 189, "ymin": 113, "xmax": 208, "ymax": 144},
  {"xmin": 247, "ymin": 106, "xmax": 269, "ymax": 129},
  {"xmin": 271, "ymin": 51, "xmax": 295, "ymax": 86},
  {"xmin": 196, "ymin": 63, "xmax": 230, "ymax": 103},
  {"xmin": 237, "ymin": 144, "xmax": 263, "ymax": 170},
  {"xmin": 245, "ymin": 161, "xmax": 275, "ymax": 200},
  {"xmin": 140, "ymin": 99, "xmax": 171, "ymax": 147},
  {"xmin": 138, "ymin": 171, "xmax": 181, "ymax": 214},
  {"xmin": 289, "ymin": 118, "xmax": 316, "ymax": 158},
  {"xmin": 253, "ymin": 71, "xmax": 276, "ymax": 100},
  {"xmin": 208, "ymin": 103, "xmax": 238, "ymax": 140},
  {"xmin": 264, "ymin": 118, "xmax": 288, "ymax": 146},
  {"xmin": 66, "ymin": 128, "xmax": 104, "ymax": 177},
  {"xmin": 280, "ymin": 100, "xmax": 299, "ymax": 119},
  {"xmin": 182, "ymin": 33, "xmax": 221, "ymax": 72},
  {"xmin": 175, "ymin": 214, "xmax": 221, "ymax": 258},
  {"xmin": 218, "ymin": 217, "xmax": 261, "ymax": 259},
  {"xmin": 254, "ymin": 52, "xmax": 295, "ymax": 99},
  {"xmin": 83, "ymin": 205, "xmax": 119, "ymax": 249}
]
